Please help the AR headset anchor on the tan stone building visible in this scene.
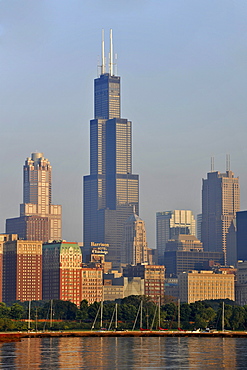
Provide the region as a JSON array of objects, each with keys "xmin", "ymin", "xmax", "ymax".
[
  {"xmin": 178, "ymin": 270, "xmax": 235, "ymax": 303},
  {"xmin": 6, "ymin": 152, "xmax": 62, "ymax": 242},
  {"xmin": 81, "ymin": 267, "xmax": 103, "ymax": 304},
  {"xmin": 122, "ymin": 213, "xmax": 148, "ymax": 265},
  {"xmin": 3, "ymin": 238, "xmax": 42, "ymax": 302}
]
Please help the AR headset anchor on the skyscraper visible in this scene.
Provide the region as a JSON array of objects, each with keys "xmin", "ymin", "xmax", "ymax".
[
  {"xmin": 236, "ymin": 211, "xmax": 247, "ymax": 261},
  {"xmin": 6, "ymin": 152, "xmax": 62, "ymax": 242},
  {"xmin": 156, "ymin": 210, "xmax": 196, "ymax": 265},
  {"xmin": 201, "ymin": 169, "xmax": 240, "ymax": 264},
  {"xmin": 83, "ymin": 30, "xmax": 139, "ymax": 266},
  {"xmin": 122, "ymin": 212, "xmax": 148, "ymax": 265}
]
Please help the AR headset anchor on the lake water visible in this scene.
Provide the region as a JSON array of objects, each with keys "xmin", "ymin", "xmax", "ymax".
[{"xmin": 0, "ymin": 337, "xmax": 247, "ymax": 369}]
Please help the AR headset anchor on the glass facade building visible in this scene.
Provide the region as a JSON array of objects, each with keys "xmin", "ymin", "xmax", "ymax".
[
  {"xmin": 236, "ymin": 211, "xmax": 247, "ymax": 261},
  {"xmin": 156, "ymin": 210, "xmax": 196, "ymax": 265},
  {"xmin": 201, "ymin": 170, "xmax": 240, "ymax": 265},
  {"xmin": 83, "ymin": 39, "xmax": 139, "ymax": 267}
]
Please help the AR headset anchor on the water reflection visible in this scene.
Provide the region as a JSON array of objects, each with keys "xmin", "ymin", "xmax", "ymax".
[{"xmin": 0, "ymin": 336, "xmax": 246, "ymax": 369}]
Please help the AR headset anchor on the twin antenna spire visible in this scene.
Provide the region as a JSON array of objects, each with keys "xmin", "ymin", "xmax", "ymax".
[
  {"xmin": 210, "ymin": 154, "xmax": 231, "ymax": 172},
  {"xmin": 101, "ymin": 29, "xmax": 115, "ymax": 76}
]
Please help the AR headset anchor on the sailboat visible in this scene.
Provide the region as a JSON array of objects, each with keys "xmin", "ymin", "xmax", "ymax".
[
  {"xmin": 91, "ymin": 301, "xmax": 105, "ymax": 330},
  {"xmin": 132, "ymin": 299, "xmax": 142, "ymax": 331}
]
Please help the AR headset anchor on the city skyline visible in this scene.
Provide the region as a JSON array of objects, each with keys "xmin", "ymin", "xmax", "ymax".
[{"xmin": 1, "ymin": 1, "xmax": 247, "ymax": 247}]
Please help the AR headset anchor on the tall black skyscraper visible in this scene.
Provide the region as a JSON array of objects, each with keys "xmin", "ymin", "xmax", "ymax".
[
  {"xmin": 83, "ymin": 30, "xmax": 139, "ymax": 266},
  {"xmin": 236, "ymin": 211, "xmax": 247, "ymax": 261}
]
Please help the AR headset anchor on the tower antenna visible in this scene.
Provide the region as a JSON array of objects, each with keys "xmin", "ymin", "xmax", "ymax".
[
  {"xmin": 101, "ymin": 29, "xmax": 105, "ymax": 75},
  {"xmin": 226, "ymin": 154, "xmax": 230, "ymax": 172},
  {"xmin": 211, "ymin": 156, "xmax": 214, "ymax": 172},
  {"xmin": 114, "ymin": 53, "xmax": 118, "ymax": 76},
  {"xmin": 109, "ymin": 29, "xmax": 113, "ymax": 76}
]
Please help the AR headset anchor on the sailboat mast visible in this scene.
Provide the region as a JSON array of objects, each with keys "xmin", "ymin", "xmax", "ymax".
[
  {"xmin": 178, "ymin": 299, "xmax": 181, "ymax": 329},
  {"xmin": 158, "ymin": 296, "xmax": 161, "ymax": 329},
  {"xmin": 222, "ymin": 301, "xmax": 224, "ymax": 331},
  {"xmin": 50, "ymin": 299, "xmax": 53, "ymax": 328},
  {"xmin": 100, "ymin": 300, "xmax": 103, "ymax": 328},
  {"xmin": 115, "ymin": 303, "xmax": 118, "ymax": 330},
  {"xmin": 28, "ymin": 300, "xmax": 31, "ymax": 330},
  {"xmin": 140, "ymin": 300, "xmax": 143, "ymax": 329}
]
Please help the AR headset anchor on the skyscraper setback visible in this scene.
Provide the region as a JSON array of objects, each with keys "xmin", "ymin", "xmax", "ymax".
[
  {"xmin": 6, "ymin": 152, "xmax": 62, "ymax": 242},
  {"xmin": 83, "ymin": 30, "xmax": 139, "ymax": 266}
]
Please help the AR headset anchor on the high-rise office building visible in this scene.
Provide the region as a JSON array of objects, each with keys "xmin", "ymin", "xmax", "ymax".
[
  {"xmin": 122, "ymin": 212, "xmax": 148, "ymax": 265},
  {"xmin": 83, "ymin": 30, "xmax": 139, "ymax": 266},
  {"xmin": 201, "ymin": 169, "xmax": 240, "ymax": 264},
  {"xmin": 156, "ymin": 210, "xmax": 196, "ymax": 264},
  {"xmin": 196, "ymin": 213, "xmax": 202, "ymax": 241},
  {"xmin": 6, "ymin": 152, "xmax": 62, "ymax": 242},
  {"xmin": 236, "ymin": 211, "xmax": 247, "ymax": 261}
]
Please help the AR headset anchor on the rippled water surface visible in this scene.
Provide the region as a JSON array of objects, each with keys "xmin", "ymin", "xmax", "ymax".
[{"xmin": 0, "ymin": 337, "xmax": 247, "ymax": 369}]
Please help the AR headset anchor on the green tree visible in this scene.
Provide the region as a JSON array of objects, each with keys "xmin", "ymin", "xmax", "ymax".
[
  {"xmin": 0, "ymin": 303, "xmax": 10, "ymax": 318},
  {"xmin": 9, "ymin": 303, "xmax": 25, "ymax": 320},
  {"xmin": 119, "ymin": 303, "xmax": 137, "ymax": 322},
  {"xmin": 42, "ymin": 300, "xmax": 78, "ymax": 320},
  {"xmin": 230, "ymin": 306, "xmax": 246, "ymax": 330},
  {"xmin": 0, "ymin": 318, "xmax": 15, "ymax": 331},
  {"xmin": 76, "ymin": 300, "xmax": 89, "ymax": 321}
]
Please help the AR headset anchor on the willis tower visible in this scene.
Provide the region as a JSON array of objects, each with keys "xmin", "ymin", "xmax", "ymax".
[{"xmin": 83, "ymin": 30, "xmax": 139, "ymax": 267}]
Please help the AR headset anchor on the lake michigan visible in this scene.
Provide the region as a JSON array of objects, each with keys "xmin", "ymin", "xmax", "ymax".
[{"xmin": 0, "ymin": 337, "xmax": 247, "ymax": 369}]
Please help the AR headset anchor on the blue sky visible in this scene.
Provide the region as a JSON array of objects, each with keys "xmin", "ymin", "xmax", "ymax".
[{"xmin": 1, "ymin": 0, "xmax": 247, "ymax": 246}]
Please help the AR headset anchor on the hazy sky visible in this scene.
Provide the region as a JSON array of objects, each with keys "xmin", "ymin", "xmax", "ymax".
[{"xmin": 1, "ymin": 0, "xmax": 247, "ymax": 247}]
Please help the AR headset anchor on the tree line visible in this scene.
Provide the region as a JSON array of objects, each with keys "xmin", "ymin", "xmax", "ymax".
[{"xmin": 0, "ymin": 296, "xmax": 247, "ymax": 331}]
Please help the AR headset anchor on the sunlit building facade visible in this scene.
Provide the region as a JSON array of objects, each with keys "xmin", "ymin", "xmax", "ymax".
[
  {"xmin": 122, "ymin": 212, "xmax": 148, "ymax": 265},
  {"xmin": 42, "ymin": 241, "xmax": 82, "ymax": 306},
  {"xmin": 6, "ymin": 152, "xmax": 62, "ymax": 242},
  {"xmin": 179, "ymin": 270, "xmax": 235, "ymax": 303},
  {"xmin": 156, "ymin": 210, "xmax": 196, "ymax": 264},
  {"xmin": 3, "ymin": 238, "xmax": 42, "ymax": 302},
  {"xmin": 81, "ymin": 267, "xmax": 103, "ymax": 304}
]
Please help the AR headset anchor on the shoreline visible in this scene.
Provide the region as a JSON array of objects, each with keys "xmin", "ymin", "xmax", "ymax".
[{"xmin": 0, "ymin": 330, "xmax": 247, "ymax": 342}]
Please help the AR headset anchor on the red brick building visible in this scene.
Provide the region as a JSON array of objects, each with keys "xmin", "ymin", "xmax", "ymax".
[{"xmin": 42, "ymin": 241, "xmax": 82, "ymax": 306}]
